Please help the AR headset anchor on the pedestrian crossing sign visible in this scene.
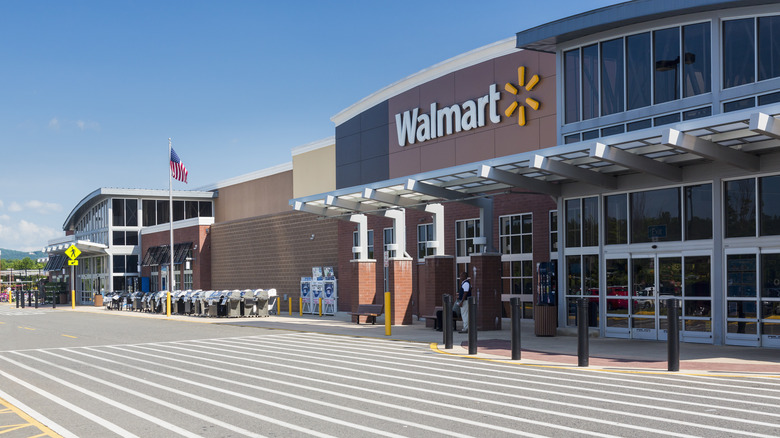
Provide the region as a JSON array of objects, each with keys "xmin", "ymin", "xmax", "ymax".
[{"xmin": 66, "ymin": 245, "xmax": 81, "ymax": 260}]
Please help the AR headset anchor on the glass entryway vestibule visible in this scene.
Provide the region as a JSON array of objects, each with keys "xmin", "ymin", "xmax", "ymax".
[{"xmin": 604, "ymin": 253, "xmax": 712, "ymax": 342}]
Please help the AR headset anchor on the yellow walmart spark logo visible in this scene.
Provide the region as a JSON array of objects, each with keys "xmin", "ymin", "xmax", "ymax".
[{"xmin": 504, "ymin": 67, "xmax": 540, "ymax": 126}]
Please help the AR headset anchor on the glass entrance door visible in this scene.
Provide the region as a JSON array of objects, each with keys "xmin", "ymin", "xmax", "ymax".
[
  {"xmin": 631, "ymin": 255, "xmax": 684, "ymax": 340},
  {"xmin": 606, "ymin": 253, "xmax": 710, "ymax": 341}
]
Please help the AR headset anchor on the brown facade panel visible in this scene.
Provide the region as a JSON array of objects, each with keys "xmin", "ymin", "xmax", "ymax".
[
  {"xmin": 210, "ymin": 211, "xmax": 338, "ymax": 300},
  {"xmin": 387, "ymin": 50, "xmax": 556, "ymax": 178},
  {"xmin": 214, "ymin": 170, "xmax": 294, "ymax": 223}
]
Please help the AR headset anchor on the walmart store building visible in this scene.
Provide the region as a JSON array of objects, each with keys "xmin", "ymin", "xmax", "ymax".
[{"xmin": 47, "ymin": 0, "xmax": 780, "ymax": 347}]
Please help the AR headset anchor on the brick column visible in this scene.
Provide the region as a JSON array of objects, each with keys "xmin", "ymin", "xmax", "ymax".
[
  {"xmin": 388, "ymin": 258, "xmax": 413, "ymax": 325},
  {"xmin": 469, "ymin": 252, "xmax": 502, "ymax": 331},
  {"xmin": 422, "ymin": 255, "xmax": 454, "ymax": 317},
  {"xmin": 350, "ymin": 260, "xmax": 377, "ymax": 323}
]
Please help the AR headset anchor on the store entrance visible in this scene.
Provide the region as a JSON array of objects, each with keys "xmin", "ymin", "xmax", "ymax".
[{"xmin": 605, "ymin": 253, "xmax": 712, "ymax": 342}]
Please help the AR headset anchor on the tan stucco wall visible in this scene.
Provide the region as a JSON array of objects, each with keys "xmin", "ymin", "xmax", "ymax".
[
  {"xmin": 214, "ymin": 170, "xmax": 293, "ymax": 223},
  {"xmin": 293, "ymin": 144, "xmax": 336, "ymax": 198}
]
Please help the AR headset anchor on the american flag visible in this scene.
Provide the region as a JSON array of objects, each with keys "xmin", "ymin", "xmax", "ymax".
[{"xmin": 170, "ymin": 148, "xmax": 188, "ymax": 183}]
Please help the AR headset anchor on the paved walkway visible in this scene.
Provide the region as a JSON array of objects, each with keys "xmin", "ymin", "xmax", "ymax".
[{"xmin": 6, "ymin": 302, "xmax": 780, "ymax": 375}]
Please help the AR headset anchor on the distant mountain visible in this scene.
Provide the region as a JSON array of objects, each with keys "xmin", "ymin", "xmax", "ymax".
[{"xmin": 0, "ymin": 248, "xmax": 47, "ymax": 261}]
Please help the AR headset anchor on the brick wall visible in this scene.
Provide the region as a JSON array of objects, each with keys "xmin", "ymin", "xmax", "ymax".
[
  {"xmin": 334, "ymin": 191, "xmax": 556, "ymax": 321},
  {"xmin": 141, "ymin": 225, "xmax": 211, "ymax": 291},
  {"xmin": 211, "ymin": 211, "xmax": 339, "ymax": 307}
]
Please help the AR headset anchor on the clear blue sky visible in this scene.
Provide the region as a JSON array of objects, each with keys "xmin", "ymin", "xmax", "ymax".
[{"xmin": 0, "ymin": 0, "xmax": 624, "ymax": 252}]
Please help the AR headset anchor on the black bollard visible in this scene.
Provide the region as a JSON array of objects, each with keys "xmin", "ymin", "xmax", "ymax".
[
  {"xmin": 667, "ymin": 298, "xmax": 680, "ymax": 372},
  {"xmin": 443, "ymin": 294, "xmax": 453, "ymax": 350},
  {"xmin": 16, "ymin": 290, "xmax": 20, "ymax": 308},
  {"xmin": 21, "ymin": 291, "xmax": 25, "ymax": 308},
  {"xmin": 52, "ymin": 289, "xmax": 56, "ymax": 309},
  {"xmin": 468, "ymin": 296, "xmax": 477, "ymax": 355},
  {"xmin": 34, "ymin": 290, "xmax": 38, "ymax": 309},
  {"xmin": 510, "ymin": 297, "xmax": 522, "ymax": 360},
  {"xmin": 577, "ymin": 298, "xmax": 589, "ymax": 367}
]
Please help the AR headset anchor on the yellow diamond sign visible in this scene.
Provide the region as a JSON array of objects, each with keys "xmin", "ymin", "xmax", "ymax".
[{"xmin": 66, "ymin": 245, "xmax": 81, "ymax": 260}]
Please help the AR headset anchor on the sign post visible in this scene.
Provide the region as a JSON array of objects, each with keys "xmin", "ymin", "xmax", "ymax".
[{"xmin": 65, "ymin": 245, "xmax": 81, "ymax": 309}]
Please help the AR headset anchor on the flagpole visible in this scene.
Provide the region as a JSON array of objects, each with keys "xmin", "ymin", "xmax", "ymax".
[{"xmin": 168, "ymin": 138, "xmax": 173, "ymax": 317}]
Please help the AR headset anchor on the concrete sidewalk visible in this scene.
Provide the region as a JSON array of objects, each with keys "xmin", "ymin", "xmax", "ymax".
[{"xmin": 12, "ymin": 303, "xmax": 780, "ymax": 375}]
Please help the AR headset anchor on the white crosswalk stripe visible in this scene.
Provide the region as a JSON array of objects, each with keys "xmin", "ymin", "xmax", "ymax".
[{"xmin": 0, "ymin": 331, "xmax": 778, "ymax": 437}]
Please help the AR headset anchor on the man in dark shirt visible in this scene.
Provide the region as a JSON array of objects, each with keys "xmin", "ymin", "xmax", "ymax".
[{"xmin": 455, "ymin": 271, "xmax": 471, "ymax": 333}]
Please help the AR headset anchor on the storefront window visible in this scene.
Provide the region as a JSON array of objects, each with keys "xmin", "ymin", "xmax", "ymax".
[
  {"xmin": 725, "ymin": 178, "xmax": 756, "ymax": 238},
  {"xmin": 605, "ymin": 194, "xmax": 628, "ymax": 245},
  {"xmin": 759, "ymin": 16, "xmax": 780, "ymax": 81},
  {"xmin": 654, "ymin": 27, "xmax": 680, "ymax": 104},
  {"xmin": 500, "ymin": 214, "xmax": 532, "ymax": 255},
  {"xmin": 683, "ymin": 22, "xmax": 711, "ymax": 97},
  {"xmin": 456, "ymin": 219, "xmax": 481, "ymax": 257},
  {"xmin": 143, "ymin": 200, "xmax": 156, "ymax": 226},
  {"xmin": 112, "ymin": 198, "xmax": 125, "ymax": 226},
  {"xmin": 723, "ymin": 19, "xmax": 755, "ymax": 88},
  {"xmin": 583, "ymin": 197, "xmax": 599, "ymax": 247},
  {"xmin": 186, "ymin": 201, "xmax": 199, "ymax": 219},
  {"xmin": 582, "ymin": 44, "xmax": 599, "ymax": 120},
  {"xmin": 549, "ymin": 211, "xmax": 558, "ymax": 253},
  {"xmin": 727, "ymin": 254, "xmax": 757, "ymax": 298},
  {"xmin": 684, "ymin": 184, "xmax": 712, "ymax": 240},
  {"xmin": 601, "ymin": 38, "xmax": 624, "ymax": 116},
  {"xmin": 565, "ymin": 199, "xmax": 581, "ymax": 248},
  {"xmin": 760, "ymin": 175, "xmax": 780, "ymax": 236},
  {"xmin": 630, "ymin": 188, "xmax": 681, "ymax": 243},
  {"xmin": 761, "ymin": 254, "xmax": 780, "ymax": 298},
  {"xmin": 156, "ymin": 200, "xmax": 169, "ymax": 224},
  {"xmin": 564, "ymin": 49, "xmax": 580, "ymax": 124},
  {"xmin": 626, "ymin": 32, "xmax": 652, "ymax": 110},
  {"xmin": 417, "ymin": 223, "xmax": 434, "ymax": 259}
]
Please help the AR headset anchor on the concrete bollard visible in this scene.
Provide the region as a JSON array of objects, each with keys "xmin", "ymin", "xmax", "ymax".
[
  {"xmin": 511, "ymin": 297, "xmax": 522, "ymax": 360},
  {"xmin": 577, "ymin": 298, "xmax": 589, "ymax": 367}
]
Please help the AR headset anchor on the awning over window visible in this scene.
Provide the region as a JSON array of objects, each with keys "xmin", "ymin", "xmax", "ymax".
[
  {"xmin": 142, "ymin": 243, "xmax": 192, "ymax": 266},
  {"xmin": 43, "ymin": 254, "xmax": 67, "ymax": 271}
]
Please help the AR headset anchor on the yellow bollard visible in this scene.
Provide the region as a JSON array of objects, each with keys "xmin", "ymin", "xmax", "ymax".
[
  {"xmin": 166, "ymin": 291, "xmax": 171, "ymax": 317},
  {"xmin": 288, "ymin": 297, "xmax": 292, "ymax": 316},
  {"xmin": 299, "ymin": 297, "xmax": 302, "ymax": 316},
  {"xmin": 319, "ymin": 297, "xmax": 323, "ymax": 317},
  {"xmin": 384, "ymin": 292, "xmax": 391, "ymax": 336},
  {"xmin": 71, "ymin": 290, "xmax": 75, "ymax": 310}
]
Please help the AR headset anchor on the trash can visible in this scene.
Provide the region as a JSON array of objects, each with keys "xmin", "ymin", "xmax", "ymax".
[
  {"xmin": 203, "ymin": 291, "xmax": 221, "ymax": 317},
  {"xmin": 240, "ymin": 289, "xmax": 256, "ymax": 317},
  {"xmin": 172, "ymin": 291, "xmax": 186, "ymax": 314},
  {"xmin": 255, "ymin": 289, "xmax": 270, "ymax": 317},
  {"xmin": 94, "ymin": 294, "xmax": 103, "ymax": 307},
  {"xmin": 225, "ymin": 290, "xmax": 242, "ymax": 317}
]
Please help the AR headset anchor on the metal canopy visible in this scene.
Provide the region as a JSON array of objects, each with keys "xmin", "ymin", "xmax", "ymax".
[{"xmin": 290, "ymin": 106, "xmax": 780, "ymax": 217}]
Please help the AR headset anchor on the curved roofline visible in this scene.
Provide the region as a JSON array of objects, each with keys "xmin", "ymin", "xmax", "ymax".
[
  {"xmin": 331, "ymin": 37, "xmax": 517, "ymax": 126},
  {"xmin": 516, "ymin": 0, "xmax": 779, "ymax": 52},
  {"xmin": 63, "ymin": 188, "xmax": 217, "ymax": 231}
]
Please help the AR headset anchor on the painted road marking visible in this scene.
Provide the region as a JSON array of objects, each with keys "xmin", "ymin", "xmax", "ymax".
[
  {"xmin": 218, "ymin": 337, "xmax": 773, "ymax": 438},
  {"xmin": 1, "ymin": 354, "xmax": 202, "ymax": 438},
  {"xmin": 28, "ymin": 351, "xmax": 267, "ymax": 438},
  {"xmin": 0, "ymin": 387, "xmax": 68, "ymax": 438},
  {"xmin": 127, "ymin": 342, "xmax": 528, "ymax": 438},
  {"xmin": 60, "ymin": 335, "xmax": 77, "ymax": 339},
  {"xmin": 2, "ymin": 332, "xmax": 778, "ymax": 438}
]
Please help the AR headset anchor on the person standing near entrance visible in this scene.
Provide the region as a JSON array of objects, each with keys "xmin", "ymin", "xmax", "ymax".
[{"xmin": 456, "ymin": 271, "xmax": 471, "ymax": 333}]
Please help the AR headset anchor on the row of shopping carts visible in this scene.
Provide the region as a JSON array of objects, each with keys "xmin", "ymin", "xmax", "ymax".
[{"xmin": 104, "ymin": 289, "xmax": 276, "ymax": 317}]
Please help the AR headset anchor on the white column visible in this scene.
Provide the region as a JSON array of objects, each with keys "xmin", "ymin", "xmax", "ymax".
[
  {"xmin": 350, "ymin": 214, "xmax": 368, "ymax": 260},
  {"xmin": 424, "ymin": 203, "xmax": 445, "ymax": 256}
]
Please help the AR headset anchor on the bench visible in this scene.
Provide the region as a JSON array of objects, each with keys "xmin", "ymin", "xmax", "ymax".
[
  {"xmin": 423, "ymin": 306, "xmax": 462, "ymax": 331},
  {"xmin": 349, "ymin": 304, "xmax": 384, "ymax": 324}
]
